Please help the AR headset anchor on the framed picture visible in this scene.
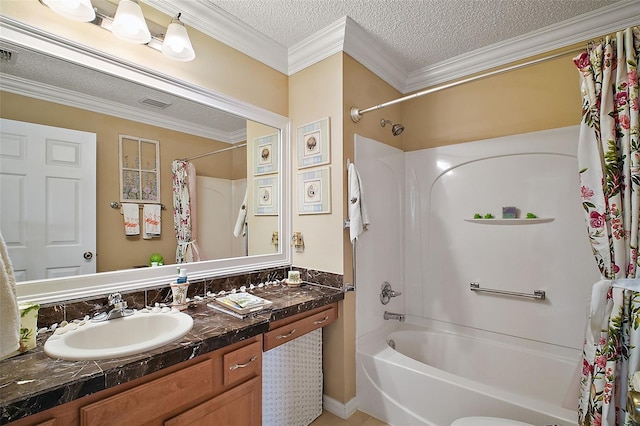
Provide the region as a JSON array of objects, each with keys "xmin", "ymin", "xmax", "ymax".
[
  {"xmin": 297, "ymin": 167, "xmax": 331, "ymax": 214},
  {"xmin": 253, "ymin": 133, "xmax": 279, "ymax": 175},
  {"xmin": 254, "ymin": 176, "xmax": 278, "ymax": 215},
  {"xmin": 297, "ymin": 117, "xmax": 330, "ymax": 169}
]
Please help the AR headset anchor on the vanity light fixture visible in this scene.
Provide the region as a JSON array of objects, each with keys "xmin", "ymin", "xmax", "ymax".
[
  {"xmin": 161, "ymin": 14, "xmax": 195, "ymax": 62},
  {"xmin": 111, "ymin": 0, "xmax": 151, "ymax": 44},
  {"xmin": 41, "ymin": 0, "xmax": 96, "ymax": 22},
  {"xmin": 39, "ymin": 0, "xmax": 196, "ymax": 61}
]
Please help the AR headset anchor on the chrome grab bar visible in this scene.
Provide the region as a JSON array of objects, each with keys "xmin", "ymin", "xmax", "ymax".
[{"xmin": 470, "ymin": 282, "xmax": 546, "ymax": 300}]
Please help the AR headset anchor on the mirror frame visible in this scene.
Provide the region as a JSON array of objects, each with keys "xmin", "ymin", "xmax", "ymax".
[{"xmin": 0, "ymin": 17, "xmax": 292, "ymax": 305}]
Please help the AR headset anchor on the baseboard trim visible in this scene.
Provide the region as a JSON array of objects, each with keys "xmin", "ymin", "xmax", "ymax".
[{"xmin": 322, "ymin": 395, "xmax": 358, "ymax": 419}]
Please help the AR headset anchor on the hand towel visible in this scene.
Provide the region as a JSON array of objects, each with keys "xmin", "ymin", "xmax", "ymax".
[
  {"xmin": 587, "ymin": 279, "xmax": 613, "ymax": 350},
  {"xmin": 0, "ymin": 232, "xmax": 21, "ymax": 359},
  {"xmin": 348, "ymin": 162, "xmax": 370, "ymax": 242},
  {"xmin": 122, "ymin": 203, "xmax": 140, "ymax": 236},
  {"xmin": 233, "ymin": 189, "xmax": 248, "ymax": 237},
  {"xmin": 142, "ymin": 204, "xmax": 161, "ymax": 239}
]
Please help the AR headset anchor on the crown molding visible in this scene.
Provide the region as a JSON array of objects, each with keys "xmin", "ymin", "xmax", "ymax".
[
  {"xmin": 287, "ymin": 16, "xmax": 407, "ymax": 91},
  {"xmin": 1, "ymin": 74, "xmax": 244, "ymax": 143},
  {"xmin": 342, "ymin": 17, "xmax": 407, "ymax": 92},
  {"xmin": 148, "ymin": 0, "xmax": 637, "ymax": 92},
  {"xmin": 142, "ymin": 0, "xmax": 288, "ymax": 74},
  {"xmin": 288, "ymin": 17, "xmax": 347, "ymax": 75},
  {"xmin": 403, "ymin": 0, "xmax": 640, "ymax": 93}
]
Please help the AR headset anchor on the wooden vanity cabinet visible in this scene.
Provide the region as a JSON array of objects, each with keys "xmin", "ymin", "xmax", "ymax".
[{"xmin": 8, "ymin": 336, "xmax": 262, "ymax": 426}]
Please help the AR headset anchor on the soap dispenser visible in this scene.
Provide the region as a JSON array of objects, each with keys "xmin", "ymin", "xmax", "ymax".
[{"xmin": 170, "ymin": 267, "xmax": 189, "ymax": 310}]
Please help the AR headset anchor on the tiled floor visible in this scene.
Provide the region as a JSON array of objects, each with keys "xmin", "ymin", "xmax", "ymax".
[{"xmin": 310, "ymin": 410, "xmax": 390, "ymax": 426}]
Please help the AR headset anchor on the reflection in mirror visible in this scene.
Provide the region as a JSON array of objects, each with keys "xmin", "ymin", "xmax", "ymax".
[{"xmin": 0, "ymin": 29, "xmax": 289, "ymax": 302}]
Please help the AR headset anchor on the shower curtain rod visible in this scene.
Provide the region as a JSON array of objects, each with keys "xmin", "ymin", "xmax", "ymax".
[
  {"xmin": 350, "ymin": 45, "xmax": 585, "ymax": 123},
  {"xmin": 181, "ymin": 143, "xmax": 247, "ymax": 162}
]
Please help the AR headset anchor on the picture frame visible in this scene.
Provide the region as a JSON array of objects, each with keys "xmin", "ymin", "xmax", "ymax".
[
  {"xmin": 253, "ymin": 133, "xmax": 279, "ymax": 175},
  {"xmin": 254, "ymin": 176, "xmax": 279, "ymax": 215},
  {"xmin": 297, "ymin": 167, "xmax": 331, "ymax": 214},
  {"xmin": 297, "ymin": 117, "xmax": 330, "ymax": 169}
]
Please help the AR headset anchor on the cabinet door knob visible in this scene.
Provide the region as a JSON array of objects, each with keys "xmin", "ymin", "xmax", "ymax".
[
  {"xmin": 83, "ymin": 251, "xmax": 94, "ymax": 260},
  {"xmin": 230, "ymin": 355, "xmax": 257, "ymax": 370}
]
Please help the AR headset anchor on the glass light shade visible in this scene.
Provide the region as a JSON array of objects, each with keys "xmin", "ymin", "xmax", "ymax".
[
  {"xmin": 162, "ymin": 20, "xmax": 195, "ymax": 62},
  {"xmin": 43, "ymin": 0, "xmax": 96, "ymax": 22},
  {"xmin": 111, "ymin": 0, "xmax": 151, "ymax": 44}
]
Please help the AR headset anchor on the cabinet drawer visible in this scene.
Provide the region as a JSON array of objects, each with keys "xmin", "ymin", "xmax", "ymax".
[
  {"xmin": 264, "ymin": 305, "xmax": 336, "ymax": 351},
  {"xmin": 223, "ymin": 341, "xmax": 261, "ymax": 387},
  {"xmin": 80, "ymin": 359, "xmax": 215, "ymax": 426},
  {"xmin": 164, "ymin": 376, "xmax": 261, "ymax": 426}
]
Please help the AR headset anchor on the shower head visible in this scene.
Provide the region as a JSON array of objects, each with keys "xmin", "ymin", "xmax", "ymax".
[{"xmin": 380, "ymin": 119, "xmax": 404, "ymax": 136}]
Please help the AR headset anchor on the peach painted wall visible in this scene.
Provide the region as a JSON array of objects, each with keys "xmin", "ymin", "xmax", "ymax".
[
  {"xmin": 1, "ymin": 92, "xmax": 241, "ymax": 272},
  {"xmin": 401, "ymin": 51, "xmax": 583, "ymax": 151}
]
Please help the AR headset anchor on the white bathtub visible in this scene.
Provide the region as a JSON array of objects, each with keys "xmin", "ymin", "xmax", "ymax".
[{"xmin": 356, "ymin": 323, "xmax": 580, "ymax": 426}]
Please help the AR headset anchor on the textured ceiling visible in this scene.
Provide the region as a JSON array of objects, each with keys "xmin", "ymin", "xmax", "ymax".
[
  {"xmin": 0, "ymin": 0, "xmax": 629, "ymax": 139},
  {"xmin": 206, "ymin": 0, "xmax": 619, "ymax": 73}
]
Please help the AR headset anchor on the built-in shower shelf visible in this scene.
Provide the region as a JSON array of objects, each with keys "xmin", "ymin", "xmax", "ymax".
[{"xmin": 464, "ymin": 218, "xmax": 554, "ymax": 225}]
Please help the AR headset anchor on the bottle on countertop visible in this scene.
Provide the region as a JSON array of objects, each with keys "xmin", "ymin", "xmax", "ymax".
[{"xmin": 176, "ymin": 267, "xmax": 188, "ymax": 284}]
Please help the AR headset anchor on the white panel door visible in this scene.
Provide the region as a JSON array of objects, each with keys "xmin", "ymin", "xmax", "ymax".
[
  {"xmin": 196, "ymin": 176, "xmax": 234, "ymax": 261},
  {"xmin": 0, "ymin": 118, "xmax": 96, "ymax": 281}
]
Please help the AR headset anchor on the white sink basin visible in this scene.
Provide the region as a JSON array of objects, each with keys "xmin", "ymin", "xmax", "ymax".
[{"xmin": 44, "ymin": 309, "xmax": 194, "ymax": 361}]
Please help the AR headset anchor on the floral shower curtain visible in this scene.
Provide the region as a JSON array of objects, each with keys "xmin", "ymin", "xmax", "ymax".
[
  {"xmin": 574, "ymin": 27, "xmax": 640, "ymax": 425},
  {"xmin": 172, "ymin": 160, "xmax": 203, "ymax": 264}
]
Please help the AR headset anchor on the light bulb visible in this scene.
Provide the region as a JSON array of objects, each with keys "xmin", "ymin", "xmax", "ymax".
[
  {"xmin": 43, "ymin": 0, "xmax": 96, "ymax": 22},
  {"xmin": 162, "ymin": 17, "xmax": 195, "ymax": 61},
  {"xmin": 111, "ymin": 0, "xmax": 151, "ymax": 44}
]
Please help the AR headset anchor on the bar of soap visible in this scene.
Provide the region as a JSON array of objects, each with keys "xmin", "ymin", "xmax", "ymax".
[{"xmin": 502, "ymin": 206, "xmax": 517, "ymax": 219}]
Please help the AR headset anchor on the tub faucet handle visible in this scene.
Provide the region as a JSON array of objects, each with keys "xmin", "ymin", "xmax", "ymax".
[{"xmin": 380, "ymin": 281, "xmax": 402, "ymax": 305}]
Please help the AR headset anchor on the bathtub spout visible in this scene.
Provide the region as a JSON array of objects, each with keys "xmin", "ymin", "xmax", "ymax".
[{"xmin": 383, "ymin": 311, "xmax": 405, "ymax": 322}]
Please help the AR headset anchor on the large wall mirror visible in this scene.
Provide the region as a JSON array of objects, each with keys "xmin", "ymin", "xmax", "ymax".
[{"xmin": 0, "ymin": 18, "xmax": 291, "ymax": 305}]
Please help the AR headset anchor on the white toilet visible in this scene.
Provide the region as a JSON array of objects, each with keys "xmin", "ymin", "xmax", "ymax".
[{"xmin": 452, "ymin": 417, "xmax": 535, "ymax": 426}]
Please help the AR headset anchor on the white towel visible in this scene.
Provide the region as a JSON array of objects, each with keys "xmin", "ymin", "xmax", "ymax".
[
  {"xmin": 233, "ymin": 189, "xmax": 248, "ymax": 238},
  {"xmin": 142, "ymin": 204, "xmax": 161, "ymax": 239},
  {"xmin": 122, "ymin": 203, "xmax": 140, "ymax": 236},
  {"xmin": 348, "ymin": 162, "xmax": 370, "ymax": 242},
  {"xmin": 0, "ymin": 232, "xmax": 21, "ymax": 359},
  {"xmin": 587, "ymin": 280, "xmax": 613, "ymax": 349}
]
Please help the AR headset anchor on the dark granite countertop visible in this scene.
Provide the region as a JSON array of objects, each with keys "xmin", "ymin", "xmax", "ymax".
[{"xmin": 0, "ymin": 281, "xmax": 344, "ymax": 424}]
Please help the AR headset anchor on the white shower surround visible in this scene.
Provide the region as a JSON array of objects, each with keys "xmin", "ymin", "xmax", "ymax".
[{"xmin": 354, "ymin": 127, "xmax": 601, "ymax": 424}]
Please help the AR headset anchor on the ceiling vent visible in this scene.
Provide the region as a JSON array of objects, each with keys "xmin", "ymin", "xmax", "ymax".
[
  {"xmin": 0, "ymin": 49, "xmax": 17, "ymax": 65},
  {"xmin": 140, "ymin": 97, "xmax": 172, "ymax": 109}
]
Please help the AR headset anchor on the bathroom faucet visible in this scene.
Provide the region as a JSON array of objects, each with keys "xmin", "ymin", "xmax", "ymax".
[
  {"xmin": 92, "ymin": 292, "xmax": 134, "ymax": 322},
  {"xmin": 383, "ymin": 311, "xmax": 405, "ymax": 322}
]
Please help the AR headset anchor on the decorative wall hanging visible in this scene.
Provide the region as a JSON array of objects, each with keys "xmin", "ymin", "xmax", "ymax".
[
  {"xmin": 119, "ymin": 135, "xmax": 160, "ymax": 203},
  {"xmin": 297, "ymin": 167, "xmax": 331, "ymax": 214},
  {"xmin": 254, "ymin": 176, "xmax": 278, "ymax": 215},
  {"xmin": 297, "ymin": 117, "xmax": 330, "ymax": 169},
  {"xmin": 253, "ymin": 133, "xmax": 279, "ymax": 175}
]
